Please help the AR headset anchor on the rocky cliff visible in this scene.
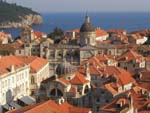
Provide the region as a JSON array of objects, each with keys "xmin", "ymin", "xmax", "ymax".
[
  {"xmin": 0, "ymin": 1, "xmax": 43, "ymax": 28},
  {"xmin": 0, "ymin": 14, "xmax": 43, "ymax": 28}
]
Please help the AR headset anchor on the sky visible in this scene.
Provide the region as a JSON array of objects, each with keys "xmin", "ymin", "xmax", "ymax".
[{"xmin": 7, "ymin": 0, "xmax": 150, "ymax": 13}]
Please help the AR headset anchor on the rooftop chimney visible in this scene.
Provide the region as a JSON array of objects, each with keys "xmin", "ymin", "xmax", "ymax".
[{"xmin": 10, "ymin": 65, "xmax": 15, "ymax": 72}]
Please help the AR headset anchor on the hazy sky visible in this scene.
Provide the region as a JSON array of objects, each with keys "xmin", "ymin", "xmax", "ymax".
[{"xmin": 7, "ymin": 0, "xmax": 150, "ymax": 13}]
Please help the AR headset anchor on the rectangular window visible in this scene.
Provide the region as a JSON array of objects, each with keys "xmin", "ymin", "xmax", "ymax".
[
  {"xmin": 12, "ymin": 77, "xmax": 14, "ymax": 83},
  {"xmin": 19, "ymin": 50, "xmax": 21, "ymax": 54}
]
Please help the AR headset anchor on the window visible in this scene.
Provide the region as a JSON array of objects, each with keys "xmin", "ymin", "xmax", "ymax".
[
  {"xmin": 101, "ymin": 91, "xmax": 105, "ymax": 94},
  {"xmin": 32, "ymin": 49, "xmax": 35, "ymax": 52},
  {"xmin": 105, "ymin": 99, "xmax": 109, "ymax": 103},
  {"xmin": 124, "ymin": 66, "xmax": 127, "ymax": 70},
  {"xmin": 2, "ymin": 81, "xmax": 4, "ymax": 88},
  {"xmin": 31, "ymin": 76, "xmax": 35, "ymax": 84},
  {"xmin": 12, "ymin": 77, "xmax": 14, "ymax": 83},
  {"xmin": 19, "ymin": 50, "xmax": 21, "ymax": 54},
  {"xmin": 108, "ymin": 51, "xmax": 111, "ymax": 55},
  {"xmin": 8, "ymin": 79, "xmax": 10, "ymax": 86},
  {"xmin": 5, "ymin": 80, "xmax": 7, "ymax": 87},
  {"xmin": 96, "ymin": 98, "xmax": 100, "ymax": 102}
]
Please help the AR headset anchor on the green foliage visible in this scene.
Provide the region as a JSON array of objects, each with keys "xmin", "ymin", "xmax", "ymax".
[
  {"xmin": 0, "ymin": 1, "xmax": 38, "ymax": 23},
  {"xmin": 48, "ymin": 27, "xmax": 64, "ymax": 40}
]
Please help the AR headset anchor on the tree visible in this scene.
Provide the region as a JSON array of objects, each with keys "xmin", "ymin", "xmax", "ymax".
[{"xmin": 48, "ymin": 27, "xmax": 64, "ymax": 43}]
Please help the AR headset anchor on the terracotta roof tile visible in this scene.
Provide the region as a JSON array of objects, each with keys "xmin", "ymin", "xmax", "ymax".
[
  {"xmin": 7, "ymin": 100, "xmax": 91, "ymax": 113},
  {"xmin": 107, "ymin": 29, "xmax": 126, "ymax": 34},
  {"xmin": 70, "ymin": 72, "xmax": 89, "ymax": 85},
  {"xmin": 66, "ymin": 29, "xmax": 80, "ymax": 33},
  {"xmin": 96, "ymin": 29, "xmax": 108, "ymax": 37},
  {"xmin": 129, "ymin": 34, "xmax": 144, "ymax": 40},
  {"xmin": 58, "ymin": 77, "xmax": 70, "ymax": 85},
  {"xmin": 0, "ymin": 31, "xmax": 11, "ymax": 39},
  {"xmin": 117, "ymin": 50, "xmax": 144, "ymax": 63},
  {"xmin": 104, "ymin": 83, "xmax": 120, "ymax": 95},
  {"xmin": 100, "ymin": 97, "xmax": 129, "ymax": 112},
  {"xmin": 16, "ymin": 56, "xmax": 49, "ymax": 73},
  {"xmin": 0, "ymin": 56, "xmax": 26, "ymax": 76},
  {"xmin": 34, "ymin": 31, "xmax": 46, "ymax": 37},
  {"xmin": 78, "ymin": 65, "xmax": 102, "ymax": 76}
]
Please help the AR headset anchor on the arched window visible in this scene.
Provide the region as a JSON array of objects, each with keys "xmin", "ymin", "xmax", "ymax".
[
  {"xmin": 84, "ymin": 85, "xmax": 89, "ymax": 94},
  {"xmin": 50, "ymin": 88, "xmax": 63, "ymax": 97}
]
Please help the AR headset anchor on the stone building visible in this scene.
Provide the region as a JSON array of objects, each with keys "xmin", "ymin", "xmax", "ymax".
[
  {"xmin": 0, "ymin": 31, "xmax": 12, "ymax": 44},
  {"xmin": 16, "ymin": 56, "xmax": 50, "ymax": 96},
  {"xmin": 39, "ymin": 62, "xmax": 91, "ymax": 107},
  {"xmin": 80, "ymin": 15, "xmax": 96, "ymax": 46},
  {"xmin": 0, "ymin": 56, "xmax": 30, "ymax": 112},
  {"xmin": 117, "ymin": 50, "xmax": 145, "ymax": 72}
]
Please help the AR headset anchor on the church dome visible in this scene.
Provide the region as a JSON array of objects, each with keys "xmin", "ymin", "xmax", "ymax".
[
  {"xmin": 56, "ymin": 62, "xmax": 73, "ymax": 76},
  {"xmin": 80, "ymin": 15, "xmax": 95, "ymax": 32}
]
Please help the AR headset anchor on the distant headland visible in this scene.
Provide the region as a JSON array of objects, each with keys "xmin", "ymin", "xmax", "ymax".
[{"xmin": 0, "ymin": 0, "xmax": 43, "ymax": 28}]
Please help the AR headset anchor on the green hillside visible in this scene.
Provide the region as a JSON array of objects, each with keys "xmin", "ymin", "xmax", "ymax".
[{"xmin": 0, "ymin": 1, "xmax": 39, "ymax": 23}]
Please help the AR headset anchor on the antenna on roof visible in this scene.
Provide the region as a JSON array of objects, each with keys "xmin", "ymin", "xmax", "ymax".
[
  {"xmin": 86, "ymin": 11, "xmax": 88, "ymax": 17},
  {"xmin": 85, "ymin": 10, "xmax": 90, "ymax": 23}
]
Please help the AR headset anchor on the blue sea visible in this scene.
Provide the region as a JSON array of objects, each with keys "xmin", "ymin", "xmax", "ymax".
[{"xmin": 1, "ymin": 12, "xmax": 150, "ymax": 38}]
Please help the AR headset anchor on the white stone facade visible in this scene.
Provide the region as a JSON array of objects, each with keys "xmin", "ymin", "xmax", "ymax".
[
  {"xmin": 0, "ymin": 65, "xmax": 30, "ymax": 105},
  {"xmin": 96, "ymin": 35, "xmax": 109, "ymax": 41},
  {"xmin": 30, "ymin": 62, "xmax": 50, "ymax": 96}
]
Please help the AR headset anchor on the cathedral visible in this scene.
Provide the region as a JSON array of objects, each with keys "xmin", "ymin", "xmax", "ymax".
[{"xmin": 12, "ymin": 15, "xmax": 98, "ymax": 71}]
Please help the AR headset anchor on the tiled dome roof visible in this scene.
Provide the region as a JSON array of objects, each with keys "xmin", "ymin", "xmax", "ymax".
[
  {"xmin": 80, "ymin": 15, "xmax": 95, "ymax": 32},
  {"xmin": 56, "ymin": 62, "xmax": 72, "ymax": 76}
]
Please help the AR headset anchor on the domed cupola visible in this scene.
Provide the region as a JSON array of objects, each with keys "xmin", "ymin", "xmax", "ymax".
[
  {"xmin": 80, "ymin": 15, "xmax": 96, "ymax": 46},
  {"xmin": 56, "ymin": 61, "xmax": 73, "ymax": 76},
  {"xmin": 80, "ymin": 15, "xmax": 95, "ymax": 32}
]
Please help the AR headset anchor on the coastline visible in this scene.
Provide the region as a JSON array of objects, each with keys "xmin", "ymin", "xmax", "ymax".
[
  {"xmin": 0, "ymin": 14, "xmax": 43, "ymax": 29},
  {"xmin": 1, "ymin": 12, "xmax": 150, "ymax": 38}
]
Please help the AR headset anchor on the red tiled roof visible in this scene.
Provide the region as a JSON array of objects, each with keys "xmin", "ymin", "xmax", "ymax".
[
  {"xmin": 7, "ymin": 102, "xmax": 45, "ymax": 113},
  {"xmin": 96, "ymin": 29, "xmax": 108, "ymax": 37},
  {"xmin": 117, "ymin": 50, "xmax": 144, "ymax": 63},
  {"xmin": 101, "ymin": 66, "xmax": 135, "ymax": 85},
  {"xmin": 81, "ymin": 56, "xmax": 106, "ymax": 68},
  {"xmin": 70, "ymin": 72, "xmax": 89, "ymax": 85},
  {"xmin": 34, "ymin": 31, "xmax": 46, "ymax": 37},
  {"xmin": 58, "ymin": 77, "xmax": 70, "ymax": 85},
  {"xmin": 104, "ymin": 83, "xmax": 120, "ymax": 95},
  {"xmin": 16, "ymin": 56, "xmax": 49, "ymax": 73},
  {"xmin": 129, "ymin": 34, "xmax": 144, "ymax": 40},
  {"xmin": 66, "ymin": 29, "xmax": 80, "ymax": 33},
  {"xmin": 137, "ymin": 71, "xmax": 150, "ymax": 91},
  {"xmin": 0, "ymin": 32, "xmax": 11, "ymax": 39},
  {"xmin": 107, "ymin": 29, "xmax": 126, "ymax": 34},
  {"xmin": 0, "ymin": 56, "xmax": 25, "ymax": 76},
  {"xmin": 100, "ymin": 97, "xmax": 129, "ymax": 112},
  {"xmin": 7, "ymin": 100, "xmax": 91, "ymax": 113},
  {"xmin": 130, "ymin": 89, "xmax": 150, "ymax": 111},
  {"xmin": 96, "ymin": 54, "xmax": 115, "ymax": 62},
  {"xmin": 139, "ymin": 110, "xmax": 150, "ymax": 113},
  {"xmin": 112, "ymin": 33, "xmax": 128, "ymax": 41},
  {"xmin": 78, "ymin": 65, "xmax": 102, "ymax": 75},
  {"xmin": 145, "ymin": 57, "xmax": 150, "ymax": 62},
  {"xmin": 132, "ymin": 29, "xmax": 150, "ymax": 36}
]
